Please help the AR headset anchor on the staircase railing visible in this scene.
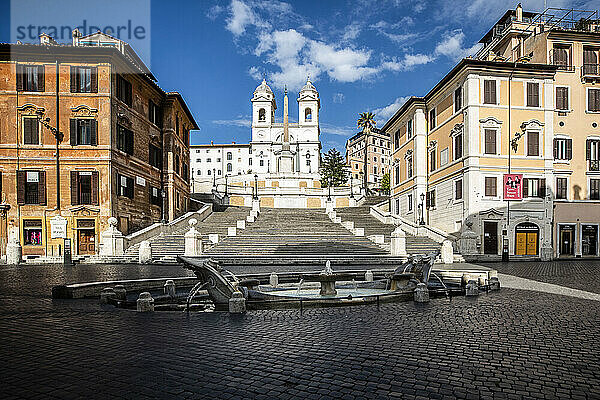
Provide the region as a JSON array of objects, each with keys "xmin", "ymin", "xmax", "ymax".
[{"xmin": 369, "ymin": 200, "xmax": 457, "ymax": 244}]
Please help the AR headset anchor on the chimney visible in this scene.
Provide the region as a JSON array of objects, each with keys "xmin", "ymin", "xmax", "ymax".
[
  {"xmin": 516, "ymin": 3, "xmax": 523, "ymax": 22},
  {"xmin": 72, "ymin": 29, "xmax": 82, "ymax": 46}
]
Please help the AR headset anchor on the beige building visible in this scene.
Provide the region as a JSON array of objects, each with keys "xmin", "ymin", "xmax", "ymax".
[
  {"xmin": 345, "ymin": 128, "xmax": 391, "ymax": 191},
  {"xmin": 385, "ymin": 5, "xmax": 600, "ymax": 260}
]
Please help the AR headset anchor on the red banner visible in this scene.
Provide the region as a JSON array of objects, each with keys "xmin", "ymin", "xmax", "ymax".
[{"xmin": 503, "ymin": 174, "xmax": 523, "ymax": 200}]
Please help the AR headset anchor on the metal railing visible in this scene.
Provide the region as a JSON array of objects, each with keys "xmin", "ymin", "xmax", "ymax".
[
  {"xmin": 590, "ymin": 160, "xmax": 600, "ymax": 172},
  {"xmin": 582, "ymin": 63, "xmax": 600, "ymax": 77}
]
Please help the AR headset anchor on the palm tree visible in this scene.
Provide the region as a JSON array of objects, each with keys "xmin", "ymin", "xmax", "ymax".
[{"xmin": 357, "ymin": 112, "xmax": 376, "ymax": 194}]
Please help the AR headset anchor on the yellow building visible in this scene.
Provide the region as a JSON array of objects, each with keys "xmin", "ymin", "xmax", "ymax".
[
  {"xmin": 345, "ymin": 127, "xmax": 391, "ymax": 191},
  {"xmin": 385, "ymin": 5, "xmax": 600, "ymax": 260}
]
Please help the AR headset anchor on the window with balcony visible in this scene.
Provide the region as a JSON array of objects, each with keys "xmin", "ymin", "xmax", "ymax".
[
  {"xmin": 553, "ymin": 138, "xmax": 572, "ymax": 160},
  {"xmin": 583, "ymin": 47, "xmax": 599, "ymax": 76},
  {"xmin": 587, "ymin": 139, "xmax": 600, "ymax": 171},
  {"xmin": 552, "ymin": 45, "xmax": 571, "ymax": 70},
  {"xmin": 556, "ymin": 177, "xmax": 567, "ymax": 200}
]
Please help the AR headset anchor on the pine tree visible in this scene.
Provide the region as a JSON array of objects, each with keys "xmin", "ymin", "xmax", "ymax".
[{"xmin": 320, "ymin": 148, "xmax": 348, "ymax": 188}]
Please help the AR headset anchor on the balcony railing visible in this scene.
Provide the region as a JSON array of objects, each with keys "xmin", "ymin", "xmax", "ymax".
[
  {"xmin": 590, "ymin": 160, "xmax": 600, "ymax": 172},
  {"xmin": 582, "ymin": 64, "xmax": 600, "ymax": 77}
]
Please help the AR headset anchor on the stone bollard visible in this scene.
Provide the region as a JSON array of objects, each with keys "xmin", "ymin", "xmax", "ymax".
[
  {"xmin": 250, "ymin": 210, "xmax": 258, "ymax": 218},
  {"xmin": 489, "ymin": 277, "xmax": 500, "ymax": 290},
  {"xmin": 342, "ymin": 221, "xmax": 354, "ymax": 230},
  {"xmin": 414, "ymin": 283, "xmax": 429, "ymax": 303},
  {"xmin": 184, "ymin": 218, "xmax": 203, "ymax": 256},
  {"xmin": 365, "ymin": 270, "xmax": 374, "ymax": 282},
  {"xmin": 353, "ymin": 228, "xmax": 365, "ymax": 237},
  {"xmin": 209, "ymin": 234, "xmax": 219, "ymax": 244},
  {"xmin": 246, "ymin": 215, "xmax": 255, "ymax": 223},
  {"xmin": 270, "ymin": 273, "xmax": 279, "ymax": 288},
  {"xmin": 325, "ymin": 201, "xmax": 334, "ymax": 214},
  {"xmin": 229, "ymin": 291, "xmax": 246, "ymax": 313},
  {"xmin": 328, "ymin": 211, "xmax": 337, "ymax": 220},
  {"xmin": 333, "ymin": 217, "xmax": 342, "ymax": 224},
  {"xmin": 465, "ymin": 280, "xmax": 479, "ymax": 297},
  {"xmin": 369, "ymin": 235, "xmax": 384, "ymax": 244},
  {"xmin": 237, "ymin": 220, "xmax": 246, "ymax": 230},
  {"xmin": 100, "ymin": 217, "xmax": 124, "ymax": 256},
  {"xmin": 100, "ymin": 287, "xmax": 116, "ymax": 304},
  {"xmin": 113, "ymin": 285, "xmax": 127, "ymax": 301},
  {"xmin": 228, "ymin": 227, "xmax": 237, "ymax": 236},
  {"xmin": 390, "ymin": 227, "xmax": 407, "ymax": 256},
  {"xmin": 164, "ymin": 280, "xmax": 176, "ymax": 297},
  {"xmin": 138, "ymin": 240, "xmax": 152, "ymax": 263},
  {"xmin": 6, "ymin": 240, "xmax": 22, "ymax": 265},
  {"xmin": 252, "ymin": 200, "xmax": 260, "ymax": 213},
  {"xmin": 137, "ymin": 292, "xmax": 154, "ymax": 312},
  {"xmin": 441, "ymin": 240, "xmax": 454, "ymax": 264}
]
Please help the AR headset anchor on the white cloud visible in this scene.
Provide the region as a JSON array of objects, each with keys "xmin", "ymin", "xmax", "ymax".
[
  {"xmin": 373, "ymin": 96, "xmax": 411, "ymax": 122},
  {"xmin": 434, "ymin": 29, "xmax": 483, "ymax": 60},
  {"xmin": 206, "ymin": 5, "xmax": 224, "ymax": 20},
  {"xmin": 309, "ymin": 41, "xmax": 378, "ymax": 82},
  {"xmin": 226, "ymin": 0, "xmax": 268, "ymax": 36},
  {"xmin": 382, "ymin": 53, "xmax": 435, "ymax": 72},
  {"xmin": 212, "ymin": 117, "xmax": 252, "ymax": 128},
  {"xmin": 333, "ymin": 93, "xmax": 345, "ymax": 104},
  {"xmin": 248, "ymin": 66, "xmax": 263, "ymax": 81},
  {"xmin": 320, "ymin": 123, "xmax": 356, "ymax": 137},
  {"xmin": 341, "ymin": 22, "xmax": 362, "ymax": 42}
]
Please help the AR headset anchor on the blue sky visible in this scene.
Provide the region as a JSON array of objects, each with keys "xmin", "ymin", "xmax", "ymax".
[{"xmin": 2, "ymin": 0, "xmax": 598, "ymax": 152}]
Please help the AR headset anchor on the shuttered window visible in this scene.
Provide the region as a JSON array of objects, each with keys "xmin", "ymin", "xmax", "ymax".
[
  {"xmin": 455, "ymin": 179, "xmax": 463, "ymax": 200},
  {"xmin": 70, "ymin": 171, "xmax": 99, "ymax": 206},
  {"xmin": 485, "ymin": 177, "xmax": 497, "ymax": 197},
  {"xmin": 588, "ymin": 89, "xmax": 600, "ymax": 112},
  {"xmin": 556, "ymin": 87, "xmax": 569, "ymax": 110},
  {"xmin": 150, "ymin": 186, "xmax": 161, "ymax": 206},
  {"xmin": 454, "ymin": 87, "xmax": 462, "ymax": 112},
  {"xmin": 117, "ymin": 173, "xmax": 134, "ymax": 199},
  {"xmin": 556, "ymin": 177, "xmax": 567, "ymax": 200},
  {"xmin": 429, "ymin": 149, "xmax": 436, "ymax": 172},
  {"xmin": 553, "ymin": 138, "xmax": 572, "ymax": 160},
  {"xmin": 394, "ymin": 165, "xmax": 399, "ymax": 185},
  {"xmin": 454, "ymin": 133, "xmax": 463, "ymax": 160},
  {"xmin": 484, "ymin": 129, "xmax": 496, "ymax": 154},
  {"xmin": 16, "ymin": 64, "xmax": 44, "ymax": 92},
  {"xmin": 591, "ymin": 179, "xmax": 600, "ymax": 200},
  {"xmin": 70, "ymin": 119, "xmax": 97, "ymax": 146},
  {"xmin": 70, "ymin": 66, "xmax": 97, "ymax": 93},
  {"xmin": 116, "ymin": 75, "xmax": 132, "ymax": 106},
  {"xmin": 552, "ymin": 46, "xmax": 569, "ymax": 68},
  {"xmin": 117, "ymin": 125, "xmax": 134, "ymax": 155},
  {"xmin": 583, "ymin": 48, "xmax": 598, "ymax": 76},
  {"xmin": 17, "ymin": 170, "xmax": 46, "ymax": 205},
  {"xmin": 429, "ymin": 109, "xmax": 436, "ymax": 130},
  {"xmin": 527, "ymin": 131, "xmax": 540, "ymax": 156},
  {"xmin": 407, "ymin": 120, "xmax": 413, "ymax": 138},
  {"xmin": 523, "ymin": 178, "xmax": 546, "ymax": 198},
  {"xmin": 483, "ymin": 80, "xmax": 496, "ymax": 104},
  {"xmin": 426, "ymin": 190, "xmax": 436, "ymax": 208},
  {"xmin": 149, "ymin": 144, "xmax": 162, "ymax": 169},
  {"xmin": 527, "ymin": 82, "xmax": 540, "ymax": 107},
  {"xmin": 23, "ymin": 117, "xmax": 39, "ymax": 145}
]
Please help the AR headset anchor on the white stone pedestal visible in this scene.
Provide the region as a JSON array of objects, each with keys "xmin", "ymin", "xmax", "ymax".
[
  {"xmin": 184, "ymin": 219, "xmax": 203, "ymax": 256},
  {"xmin": 252, "ymin": 200, "xmax": 260, "ymax": 213},
  {"xmin": 139, "ymin": 240, "xmax": 152, "ymax": 263},
  {"xmin": 390, "ymin": 227, "xmax": 407, "ymax": 256},
  {"xmin": 100, "ymin": 217, "xmax": 124, "ymax": 256},
  {"xmin": 209, "ymin": 234, "xmax": 219, "ymax": 244},
  {"xmin": 6, "ymin": 240, "xmax": 22, "ymax": 265},
  {"xmin": 441, "ymin": 240, "xmax": 454, "ymax": 264},
  {"xmin": 237, "ymin": 220, "xmax": 246, "ymax": 230},
  {"xmin": 228, "ymin": 227, "xmax": 237, "ymax": 236}
]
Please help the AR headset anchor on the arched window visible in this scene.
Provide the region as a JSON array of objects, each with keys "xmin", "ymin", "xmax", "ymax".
[
  {"xmin": 305, "ymin": 108, "xmax": 312, "ymax": 121},
  {"xmin": 227, "ymin": 163, "xmax": 232, "ymax": 172},
  {"xmin": 258, "ymin": 108, "xmax": 266, "ymax": 122},
  {"xmin": 227, "ymin": 152, "xmax": 232, "ymax": 160}
]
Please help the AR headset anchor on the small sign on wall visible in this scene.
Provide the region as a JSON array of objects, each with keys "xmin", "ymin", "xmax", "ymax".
[
  {"xmin": 503, "ymin": 173, "xmax": 523, "ymax": 200},
  {"xmin": 136, "ymin": 176, "xmax": 146, "ymax": 186},
  {"xmin": 50, "ymin": 215, "xmax": 67, "ymax": 239}
]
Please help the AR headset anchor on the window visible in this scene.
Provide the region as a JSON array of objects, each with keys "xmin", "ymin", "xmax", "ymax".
[
  {"xmin": 556, "ymin": 87, "xmax": 569, "ymax": 110},
  {"xmin": 407, "ymin": 120, "xmax": 413, "ymax": 139},
  {"xmin": 591, "ymin": 179, "xmax": 600, "ymax": 200},
  {"xmin": 217, "ymin": 158, "xmax": 221, "ymax": 162},
  {"xmin": 70, "ymin": 171, "xmax": 99, "ymax": 205},
  {"xmin": 429, "ymin": 149, "xmax": 436, "ymax": 172},
  {"xmin": 485, "ymin": 177, "xmax": 497, "ymax": 197},
  {"xmin": 429, "ymin": 108, "xmax": 436, "ymax": 130},
  {"xmin": 527, "ymin": 131, "xmax": 540, "ymax": 156},
  {"xmin": 227, "ymin": 163, "xmax": 232, "ymax": 172},
  {"xmin": 70, "ymin": 119, "xmax": 97, "ymax": 146},
  {"xmin": 207, "ymin": 158, "xmax": 211, "ymax": 163},
  {"xmin": 583, "ymin": 47, "xmax": 599, "ymax": 76},
  {"xmin": 259, "ymin": 160, "xmax": 264, "ymax": 167},
  {"xmin": 586, "ymin": 139, "xmax": 600, "ymax": 171},
  {"xmin": 70, "ymin": 66, "xmax": 97, "ymax": 93},
  {"xmin": 394, "ymin": 130, "xmax": 400, "ymax": 149},
  {"xmin": 197, "ymin": 170, "xmax": 201, "ymax": 176},
  {"xmin": 552, "ymin": 45, "xmax": 570, "ymax": 69},
  {"xmin": 523, "ymin": 178, "xmax": 546, "ymax": 198},
  {"xmin": 483, "ymin": 80, "xmax": 496, "ymax": 104},
  {"xmin": 149, "ymin": 100, "xmax": 161, "ymax": 125},
  {"xmin": 426, "ymin": 190, "xmax": 435, "ymax": 208},
  {"xmin": 440, "ymin": 148, "xmax": 449, "ymax": 166},
  {"xmin": 395, "ymin": 198, "xmax": 400, "ymax": 214},
  {"xmin": 116, "ymin": 75, "xmax": 132, "ymax": 106},
  {"xmin": 395, "ymin": 165, "xmax": 399, "ymax": 185},
  {"xmin": 408, "ymin": 194, "xmax": 413, "ymax": 212},
  {"xmin": 218, "ymin": 170, "xmax": 222, "ymax": 175},
  {"xmin": 17, "ymin": 64, "xmax": 44, "ymax": 92},
  {"xmin": 175, "ymin": 154, "xmax": 181, "ymax": 175},
  {"xmin": 556, "ymin": 177, "xmax": 567, "ymax": 200},
  {"xmin": 406, "ymin": 156, "xmax": 413, "ymax": 178},
  {"xmin": 150, "ymin": 186, "xmax": 161, "ymax": 206},
  {"xmin": 17, "ymin": 171, "xmax": 46, "ymax": 205},
  {"xmin": 117, "ymin": 125, "xmax": 134, "ymax": 154},
  {"xmin": 258, "ymin": 108, "xmax": 266, "ymax": 122},
  {"xmin": 588, "ymin": 88, "xmax": 600, "ymax": 112},
  {"xmin": 453, "ymin": 133, "xmax": 463, "ymax": 160},
  {"xmin": 484, "ymin": 129, "xmax": 496, "ymax": 154},
  {"xmin": 553, "ymin": 138, "xmax": 572, "ymax": 160},
  {"xmin": 455, "ymin": 179, "xmax": 463, "ymax": 200},
  {"xmin": 149, "ymin": 144, "xmax": 162, "ymax": 169},
  {"xmin": 23, "ymin": 219, "xmax": 43, "ymax": 246},
  {"xmin": 227, "ymin": 152, "xmax": 232, "ymax": 161},
  {"xmin": 117, "ymin": 173, "xmax": 134, "ymax": 198},
  {"xmin": 454, "ymin": 87, "xmax": 462, "ymax": 112},
  {"xmin": 23, "ymin": 117, "xmax": 39, "ymax": 145},
  {"xmin": 526, "ymin": 82, "xmax": 540, "ymax": 107},
  {"xmin": 183, "ymin": 163, "xmax": 189, "ymax": 181},
  {"xmin": 306, "ymin": 159, "xmax": 311, "ymax": 166},
  {"xmin": 374, "ymin": 166, "xmax": 377, "ymax": 175},
  {"xmin": 305, "ymin": 108, "xmax": 312, "ymax": 121},
  {"xmin": 374, "ymin": 157, "xmax": 377, "ymax": 163},
  {"xmin": 207, "ymin": 170, "xmax": 211, "ymax": 175},
  {"xmin": 249, "ymin": 158, "xmax": 252, "ymax": 166}
]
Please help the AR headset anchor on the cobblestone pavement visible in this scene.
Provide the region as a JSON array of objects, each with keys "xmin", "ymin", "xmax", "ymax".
[
  {"xmin": 480, "ymin": 260, "xmax": 600, "ymax": 294},
  {"xmin": 1, "ymin": 262, "xmax": 600, "ymax": 399}
]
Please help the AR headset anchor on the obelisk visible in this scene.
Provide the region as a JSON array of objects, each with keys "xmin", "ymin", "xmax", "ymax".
[{"xmin": 278, "ymin": 87, "xmax": 294, "ymax": 173}]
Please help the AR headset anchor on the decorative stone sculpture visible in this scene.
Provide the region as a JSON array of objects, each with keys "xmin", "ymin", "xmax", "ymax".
[
  {"xmin": 390, "ymin": 227, "xmax": 407, "ymax": 256},
  {"xmin": 100, "ymin": 287, "xmax": 116, "ymax": 304},
  {"xmin": 100, "ymin": 217, "xmax": 124, "ymax": 256},
  {"xmin": 137, "ymin": 292, "xmax": 154, "ymax": 312},
  {"xmin": 414, "ymin": 283, "xmax": 429, "ymax": 303},
  {"xmin": 441, "ymin": 240, "xmax": 454, "ymax": 264},
  {"xmin": 228, "ymin": 291, "xmax": 246, "ymax": 313},
  {"xmin": 138, "ymin": 240, "xmax": 152, "ymax": 263},
  {"xmin": 458, "ymin": 222, "xmax": 478, "ymax": 256},
  {"xmin": 113, "ymin": 285, "xmax": 127, "ymax": 301},
  {"xmin": 184, "ymin": 218, "xmax": 202, "ymax": 256},
  {"xmin": 465, "ymin": 280, "xmax": 479, "ymax": 296},
  {"xmin": 269, "ymin": 273, "xmax": 279, "ymax": 288},
  {"xmin": 164, "ymin": 280, "xmax": 176, "ymax": 297},
  {"xmin": 365, "ymin": 270, "xmax": 374, "ymax": 282}
]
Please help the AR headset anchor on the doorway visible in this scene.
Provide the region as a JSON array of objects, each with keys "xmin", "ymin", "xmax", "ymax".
[
  {"xmin": 515, "ymin": 222, "xmax": 539, "ymax": 256},
  {"xmin": 582, "ymin": 225, "xmax": 598, "ymax": 256},
  {"xmin": 77, "ymin": 219, "xmax": 96, "ymax": 255},
  {"xmin": 559, "ymin": 225, "xmax": 575, "ymax": 256},
  {"xmin": 483, "ymin": 221, "xmax": 498, "ymax": 255}
]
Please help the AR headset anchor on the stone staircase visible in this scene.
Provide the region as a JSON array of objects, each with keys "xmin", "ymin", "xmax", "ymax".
[
  {"xmin": 334, "ymin": 204, "xmax": 442, "ymax": 255},
  {"xmin": 124, "ymin": 206, "xmax": 252, "ymax": 262},
  {"xmin": 204, "ymin": 208, "xmax": 388, "ymax": 257}
]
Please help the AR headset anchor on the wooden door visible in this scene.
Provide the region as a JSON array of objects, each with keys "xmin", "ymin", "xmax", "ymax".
[
  {"xmin": 78, "ymin": 230, "xmax": 95, "ymax": 255},
  {"xmin": 560, "ymin": 228, "xmax": 573, "ymax": 255},
  {"xmin": 483, "ymin": 222, "xmax": 498, "ymax": 255},
  {"xmin": 526, "ymin": 232, "xmax": 538, "ymax": 255},
  {"xmin": 516, "ymin": 232, "xmax": 527, "ymax": 255}
]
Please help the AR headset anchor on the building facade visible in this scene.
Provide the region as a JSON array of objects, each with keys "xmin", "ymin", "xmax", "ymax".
[
  {"xmin": 386, "ymin": 5, "xmax": 600, "ymax": 260},
  {"xmin": 190, "ymin": 142, "xmax": 251, "ymax": 192},
  {"xmin": 345, "ymin": 127, "xmax": 391, "ymax": 190},
  {"xmin": 0, "ymin": 31, "xmax": 197, "ymax": 259}
]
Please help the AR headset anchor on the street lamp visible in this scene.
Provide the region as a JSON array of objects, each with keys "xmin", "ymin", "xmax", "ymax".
[
  {"xmin": 327, "ymin": 176, "xmax": 332, "ymax": 201},
  {"xmin": 212, "ymin": 168, "xmax": 216, "ymax": 188},
  {"xmin": 39, "ymin": 116, "xmax": 64, "ymax": 210},
  {"xmin": 349, "ymin": 169, "xmax": 354, "ymax": 199},
  {"xmin": 419, "ymin": 192, "xmax": 426, "ymax": 225},
  {"xmin": 253, "ymin": 174, "xmax": 258, "ymax": 200},
  {"xmin": 224, "ymin": 174, "xmax": 229, "ymax": 196}
]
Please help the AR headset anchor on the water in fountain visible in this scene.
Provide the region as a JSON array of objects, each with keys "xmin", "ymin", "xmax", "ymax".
[
  {"xmin": 296, "ymin": 278, "xmax": 305, "ymax": 295},
  {"xmin": 352, "ymin": 279, "xmax": 358, "ymax": 292},
  {"xmin": 323, "ymin": 260, "xmax": 333, "ymax": 276}
]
